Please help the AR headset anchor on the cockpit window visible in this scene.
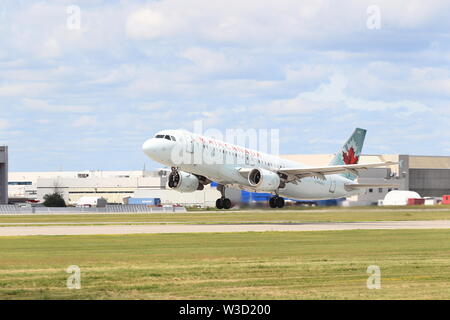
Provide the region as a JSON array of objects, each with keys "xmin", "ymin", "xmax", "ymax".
[{"xmin": 155, "ymin": 134, "xmax": 176, "ymax": 141}]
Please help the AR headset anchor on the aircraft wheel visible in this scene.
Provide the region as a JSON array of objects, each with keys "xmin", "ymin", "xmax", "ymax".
[
  {"xmin": 276, "ymin": 197, "xmax": 285, "ymax": 208},
  {"xmin": 223, "ymin": 198, "xmax": 232, "ymax": 209},
  {"xmin": 269, "ymin": 197, "xmax": 277, "ymax": 208},
  {"xmin": 216, "ymin": 198, "xmax": 224, "ymax": 209}
]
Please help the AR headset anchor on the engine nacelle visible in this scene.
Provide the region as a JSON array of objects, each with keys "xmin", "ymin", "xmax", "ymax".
[
  {"xmin": 168, "ymin": 171, "xmax": 204, "ymax": 193},
  {"xmin": 248, "ymin": 168, "xmax": 281, "ymax": 192}
]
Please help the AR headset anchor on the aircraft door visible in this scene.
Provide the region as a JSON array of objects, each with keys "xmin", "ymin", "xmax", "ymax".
[
  {"xmin": 186, "ymin": 136, "xmax": 194, "ymax": 153},
  {"xmin": 329, "ymin": 177, "xmax": 336, "ymax": 193},
  {"xmin": 245, "ymin": 152, "xmax": 256, "ymax": 166}
]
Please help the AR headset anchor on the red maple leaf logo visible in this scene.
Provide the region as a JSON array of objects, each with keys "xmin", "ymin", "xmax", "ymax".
[{"xmin": 343, "ymin": 147, "xmax": 359, "ymax": 164}]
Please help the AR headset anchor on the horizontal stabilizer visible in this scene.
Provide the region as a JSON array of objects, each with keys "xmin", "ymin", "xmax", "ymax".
[{"xmin": 344, "ymin": 183, "xmax": 400, "ymax": 191}]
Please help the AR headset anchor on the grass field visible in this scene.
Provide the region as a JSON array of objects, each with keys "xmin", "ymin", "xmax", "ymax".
[
  {"xmin": 1, "ymin": 207, "xmax": 450, "ymax": 226},
  {"xmin": 1, "ymin": 229, "xmax": 450, "ymax": 299}
]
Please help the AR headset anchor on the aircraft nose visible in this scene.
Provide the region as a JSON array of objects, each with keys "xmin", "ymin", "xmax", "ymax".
[
  {"xmin": 142, "ymin": 138, "xmax": 158, "ymax": 157},
  {"xmin": 142, "ymin": 137, "xmax": 174, "ymax": 160}
]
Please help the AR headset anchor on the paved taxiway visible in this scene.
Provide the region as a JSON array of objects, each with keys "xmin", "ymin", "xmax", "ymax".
[{"xmin": 1, "ymin": 220, "xmax": 450, "ymax": 236}]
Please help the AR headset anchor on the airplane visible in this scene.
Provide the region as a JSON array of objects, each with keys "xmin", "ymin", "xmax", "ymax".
[{"xmin": 142, "ymin": 128, "xmax": 397, "ymax": 209}]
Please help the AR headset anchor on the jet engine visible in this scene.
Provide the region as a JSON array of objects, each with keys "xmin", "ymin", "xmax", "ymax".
[
  {"xmin": 248, "ymin": 168, "xmax": 282, "ymax": 192},
  {"xmin": 168, "ymin": 171, "xmax": 204, "ymax": 193}
]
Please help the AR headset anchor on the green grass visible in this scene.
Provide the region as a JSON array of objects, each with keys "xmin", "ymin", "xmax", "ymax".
[
  {"xmin": 1, "ymin": 229, "xmax": 450, "ymax": 299},
  {"xmin": 1, "ymin": 207, "xmax": 450, "ymax": 226}
]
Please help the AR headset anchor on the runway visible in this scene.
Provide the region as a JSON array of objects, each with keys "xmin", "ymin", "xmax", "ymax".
[{"xmin": 1, "ymin": 220, "xmax": 450, "ymax": 236}]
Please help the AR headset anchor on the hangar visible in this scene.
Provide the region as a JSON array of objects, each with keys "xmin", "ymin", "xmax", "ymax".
[
  {"xmin": 0, "ymin": 146, "xmax": 8, "ymax": 204},
  {"xmin": 403, "ymin": 155, "xmax": 450, "ymax": 197}
]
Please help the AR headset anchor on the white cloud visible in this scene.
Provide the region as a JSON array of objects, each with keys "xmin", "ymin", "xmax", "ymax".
[
  {"xmin": 35, "ymin": 119, "xmax": 51, "ymax": 125},
  {"xmin": 126, "ymin": 8, "xmax": 182, "ymax": 40},
  {"xmin": 346, "ymin": 98, "xmax": 430, "ymax": 114},
  {"xmin": 347, "ymin": 63, "xmax": 450, "ymax": 100},
  {"xmin": 380, "ymin": 0, "xmax": 450, "ymax": 29},
  {"xmin": 22, "ymin": 98, "xmax": 93, "ymax": 113},
  {"xmin": 122, "ymin": 0, "xmax": 450, "ymax": 46},
  {"xmin": 252, "ymin": 95, "xmax": 335, "ymax": 116},
  {"xmin": 0, "ymin": 119, "xmax": 9, "ymax": 130},
  {"xmin": 41, "ymin": 38, "xmax": 61, "ymax": 58},
  {"xmin": 0, "ymin": 83, "xmax": 52, "ymax": 97},
  {"xmin": 180, "ymin": 47, "xmax": 231, "ymax": 73},
  {"xmin": 72, "ymin": 115, "xmax": 98, "ymax": 127},
  {"xmin": 251, "ymin": 73, "xmax": 432, "ymax": 116},
  {"xmin": 284, "ymin": 64, "xmax": 335, "ymax": 84},
  {"xmin": 137, "ymin": 101, "xmax": 168, "ymax": 111},
  {"xmin": 84, "ymin": 64, "xmax": 137, "ymax": 85},
  {"xmin": 3, "ymin": 2, "xmax": 130, "ymax": 61}
]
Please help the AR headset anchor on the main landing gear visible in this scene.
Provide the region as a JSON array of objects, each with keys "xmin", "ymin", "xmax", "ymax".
[
  {"xmin": 269, "ymin": 196, "xmax": 285, "ymax": 208},
  {"xmin": 216, "ymin": 184, "xmax": 232, "ymax": 210}
]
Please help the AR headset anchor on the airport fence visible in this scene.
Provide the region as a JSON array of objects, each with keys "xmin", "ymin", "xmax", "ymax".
[{"xmin": 0, "ymin": 205, "xmax": 187, "ymax": 215}]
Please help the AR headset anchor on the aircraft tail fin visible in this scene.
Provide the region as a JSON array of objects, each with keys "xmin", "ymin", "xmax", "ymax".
[{"xmin": 329, "ymin": 128, "xmax": 367, "ymax": 181}]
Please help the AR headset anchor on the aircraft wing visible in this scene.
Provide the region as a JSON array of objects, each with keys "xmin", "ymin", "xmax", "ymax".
[{"xmin": 278, "ymin": 161, "xmax": 398, "ymax": 181}]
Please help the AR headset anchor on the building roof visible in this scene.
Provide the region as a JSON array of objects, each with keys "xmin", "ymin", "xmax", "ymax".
[{"xmin": 408, "ymin": 156, "xmax": 450, "ymax": 169}]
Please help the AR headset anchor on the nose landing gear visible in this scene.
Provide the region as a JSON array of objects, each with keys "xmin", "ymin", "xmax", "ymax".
[
  {"xmin": 215, "ymin": 184, "xmax": 232, "ymax": 210},
  {"xmin": 269, "ymin": 196, "xmax": 285, "ymax": 208},
  {"xmin": 168, "ymin": 167, "xmax": 180, "ymax": 188}
]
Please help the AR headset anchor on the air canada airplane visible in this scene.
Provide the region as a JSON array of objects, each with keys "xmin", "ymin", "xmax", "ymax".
[{"xmin": 142, "ymin": 128, "xmax": 396, "ymax": 209}]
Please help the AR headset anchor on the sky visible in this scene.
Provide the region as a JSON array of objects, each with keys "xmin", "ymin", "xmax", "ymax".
[{"xmin": 1, "ymin": 0, "xmax": 450, "ymax": 171}]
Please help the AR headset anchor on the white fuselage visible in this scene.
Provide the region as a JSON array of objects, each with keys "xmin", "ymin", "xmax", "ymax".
[{"xmin": 142, "ymin": 129, "xmax": 363, "ymax": 200}]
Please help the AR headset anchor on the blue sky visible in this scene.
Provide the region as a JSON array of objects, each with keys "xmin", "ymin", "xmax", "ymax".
[{"xmin": 1, "ymin": 0, "xmax": 449, "ymax": 171}]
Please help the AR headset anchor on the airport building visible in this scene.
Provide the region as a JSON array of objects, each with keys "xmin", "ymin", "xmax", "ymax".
[
  {"xmin": 9, "ymin": 170, "xmax": 167, "ymax": 205},
  {"xmin": 0, "ymin": 146, "xmax": 8, "ymax": 204},
  {"xmin": 8, "ymin": 154, "xmax": 450, "ymax": 207}
]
